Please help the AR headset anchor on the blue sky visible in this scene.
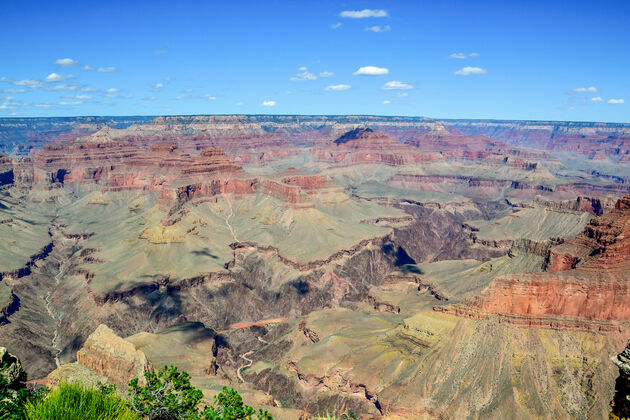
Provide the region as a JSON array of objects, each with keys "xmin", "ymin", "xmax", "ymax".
[{"xmin": 1, "ymin": 0, "xmax": 628, "ymax": 122}]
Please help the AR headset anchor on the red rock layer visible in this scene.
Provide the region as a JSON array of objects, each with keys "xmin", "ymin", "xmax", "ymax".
[
  {"xmin": 260, "ymin": 169, "xmax": 341, "ymax": 205},
  {"xmin": 315, "ymin": 127, "xmax": 434, "ymax": 166},
  {"xmin": 439, "ymin": 195, "xmax": 630, "ymax": 329}
]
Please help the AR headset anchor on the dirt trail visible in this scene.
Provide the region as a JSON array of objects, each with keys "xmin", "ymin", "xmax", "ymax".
[{"xmin": 237, "ymin": 350, "xmax": 254, "ymax": 383}]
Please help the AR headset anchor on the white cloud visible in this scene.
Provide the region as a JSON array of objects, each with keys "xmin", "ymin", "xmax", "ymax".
[
  {"xmin": 142, "ymin": 96, "xmax": 157, "ymax": 101},
  {"xmin": 97, "ymin": 67, "xmax": 117, "ymax": 73},
  {"xmin": 608, "ymin": 98, "xmax": 625, "ymax": 104},
  {"xmin": 155, "ymin": 50, "xmax": 167, "ymax": 55},
  {"xmin": 353, "ymin": 66, "xmax": 389, "ymax": 76},
  {"xmin": 365, "ymin": 25, "xmax": 390, "ymax": 32},
  {"xmin": 55, "ymin": 58, "xmax": 79, "ymax": 67},
  {"xmin": 164, "ymin": 77, "xmax": 173, "ymax": 81},
  {"xmin": 591, "ymin": 96, "xmax": 604, "ymax": 102},
  {"xmin": 454, "ymin": 66, "xmax": 488, "ymax": 75},
  {"xmin": 63, "ymin": 94, "xmax": 91, "ymax": 100},
  {"xmin": 34, "ymin": 103, "xmax": 53, "ymax": 109},
  {"xmin": 572, "ymin": 86, "xmax": 598, "ymax": 93},
  {"xmin": 382, "ymin": 80, "xmax": 413, "ymax": 90},
  {"xmin": 236, "ymin": 101, "xmax": 244, "ymax": 106},
  {"xmin": 331, "ymin": 22, "xmax": 342, "ymax": 29},
  {"xmin": 154, "ymin": 82, "xmax": 164, "ymax": 90},
  {"xmin": 0, "ymin": 89, "xmax": 26, "ymax": 93},
  {"xmin": 397, "ymin": 92, "xmax": 408, "ymax": 97},
  {"xmin": 81, "ymin": 87, "xmax": 99, "ymax": 92},
  {"xmin": 340, "ymin": 9, "xmax": 388, "ymax": 18},
  {"xmin": 261, "ymin": 100, "xmax": 277, "ymax": 107},
  {"xmin": 58, "ymin": 101, "xmax": 83, "ymax": 106},
  {"xmin": 83, "ymin": 65, "xmax": 94, "ymax": 71},
  {"xmin": 45, "ymin": 73, "xmax": 73, "ymax": 82},
  {"xmin": 290, "ymin": 67, "xmax": 317, "ymax": 81},
  {"xmin": 103, "ymin": 87, "xmax": 121, "ymax": 97},
  {"xmin": 175, "ymin": 92, "xmax": 216, "ymax": 100},
  {"xmin": 319, "ymin": 71, "xmax": 334, "ymax": 77},
  {"xmin": 13, "ymin": 79, "xmax": 43, "ymax": 89},
  {"xmin": 45, "ymin": 84, "xmax": 79, "ymax": 91},
  {"xmin": 325, "ymin": 84, "xmax": 351, "ymax": 91},
  {"xmin": 382, "ymin": 100, "xmax": 391, "ymax": 104},
  {"xmin": 449, "ymin": 52, "xmax": 480, "ymax": 59}
]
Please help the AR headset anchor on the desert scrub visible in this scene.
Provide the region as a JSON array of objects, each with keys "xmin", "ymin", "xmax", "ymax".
[{"xmin": 23, "ymin": 382, "xmax": 139, "ymax": 420}]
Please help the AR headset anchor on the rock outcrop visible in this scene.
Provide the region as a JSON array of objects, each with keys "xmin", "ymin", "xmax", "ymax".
[
  {"xmin": 0, "ymin": 346, "xmax": 26, "ymax": 387},
  {"xmin": 48, "ymin": 324, "xmax": 151, "ymax": 388},
  {"xmin": 612, "ymin": 340, "xmax": 630, "ymax": 419}
]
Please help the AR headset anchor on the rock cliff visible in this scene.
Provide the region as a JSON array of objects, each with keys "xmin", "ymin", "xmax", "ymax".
[{"xmin": 438, "ymin": 195, "xmax": 630, "ymax": 330}]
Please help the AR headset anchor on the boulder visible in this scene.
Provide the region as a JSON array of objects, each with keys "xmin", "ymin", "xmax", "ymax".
[{"xmin": 0, "ymin": 346, "xmax": 26, "ymax": 388}]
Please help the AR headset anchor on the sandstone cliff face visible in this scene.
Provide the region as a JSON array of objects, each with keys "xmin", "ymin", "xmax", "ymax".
[
  {"xmin": 74, "ymin": 324, "xmax": 151, "ymax": 387},
  {"xmin": 442, "ymin": 195, "xmax": 630, "ymax": 330}
]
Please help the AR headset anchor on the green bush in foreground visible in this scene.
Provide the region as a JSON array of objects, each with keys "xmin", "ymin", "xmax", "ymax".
[
  {"xmin": 23, "ymin": 382, "xmax": 139, "ymax": 420},
  {"xmin": 202, "ymin": 387, "xmax": 272, "ymax": 420},
  {"xmin": 128, "ymin": 365, "xmax": 273, "ymax": 419}
]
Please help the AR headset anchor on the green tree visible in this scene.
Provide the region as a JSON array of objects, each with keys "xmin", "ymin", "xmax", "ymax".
[
  {"xmin": 128, "ymin": 366, "xmax": 272, "ymax": 420},
  {"xmin": 128, "ymin": 365, "xmax": 204, "ymax": 419},
  {"xmin": 202, "ymin": 387, "xmax": 272, "ymax": 420}
]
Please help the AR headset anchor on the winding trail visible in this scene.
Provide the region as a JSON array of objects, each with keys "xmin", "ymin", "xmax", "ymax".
[{"xmin": 237, "ymin": 350, "xmax": 254, "ymax": 383}]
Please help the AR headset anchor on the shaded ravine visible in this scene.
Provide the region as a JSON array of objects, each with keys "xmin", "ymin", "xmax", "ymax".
[{"xmin": 44, "ymin": 252, "xmax": 72, "ymax": 368}]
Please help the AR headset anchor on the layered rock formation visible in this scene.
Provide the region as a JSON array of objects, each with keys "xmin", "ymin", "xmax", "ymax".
[
  {"xmin": 437, "ymin": 195, "xmax": 630, "ymax": 331},
  {"xmin": 316, "ymin": 127, "xmax": 418, "ymax": 166}
]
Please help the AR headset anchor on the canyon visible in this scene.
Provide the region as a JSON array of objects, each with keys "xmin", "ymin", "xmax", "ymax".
[{"xmin": 0, "ymin": 115, "xmax": 629, "ymax": 419}]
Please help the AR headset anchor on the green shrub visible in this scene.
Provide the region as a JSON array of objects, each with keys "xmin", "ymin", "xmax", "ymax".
[
  {"xmin": 128, "ymin": 365, "xmax": 204, "ymax": 419},
  {"xmin": 23, "ymin": 382, "xmax": 139, "ymax": 420},
  {"xmin": 128, "ymin": 366, "xmax": 273, "ymax": 419},
  {"xmin": 202, "ymin": 387, "xmax": 272, "ymax": 420}
]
